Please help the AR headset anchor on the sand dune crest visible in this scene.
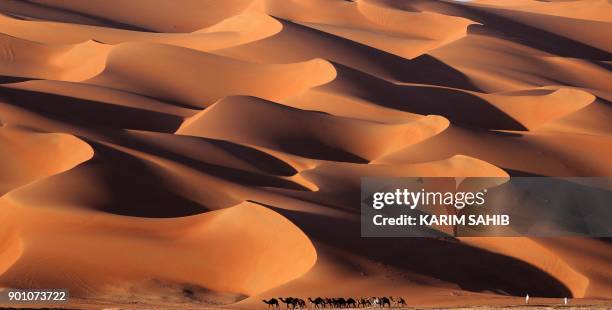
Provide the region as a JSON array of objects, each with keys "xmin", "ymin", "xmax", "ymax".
[
  {"xmin": 0, "ymin": 127, "xmax": 93, "ymax": 195},
  {"xmin": 87, "ymin": 43, "xmax": 336, "ymax": 107},
  {"xmin": 0, "ymin": 200, "xmax": 316, "ymax": 298},
  {"xmin": 0, "ymin": 33, "xmax": 110, "ymax": 81},
  {"xmin": 0, "ymin": 0, "xmax": 610, "ymax": 307},
  {"xmin": 177, "ymin": 96, "xmax": 449, "ymax": 162}
]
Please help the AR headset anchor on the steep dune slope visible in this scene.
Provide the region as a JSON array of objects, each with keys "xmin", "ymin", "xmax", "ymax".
[
  {"xmin": 177, "ymin": 96, "xmax": 449, "ymax": 162},
  {"xmin": 0, "ymin": 200, "xmax": 316, "ymax": 300},
  {"xmin": 0, "ymin": 127, "xmax": 93, "ymax": 195},
  {"xmin": 11, "ymin": 0, "xmax": 255, "ymax": 32},
  {"xmin": 0, "ymin": 34, "xmax": 110, "ymax": 81},
  {"xmin": 87, "ymin": 43, "xmax": 336, "ymax": 108},
  {"xmin": 0, "ymin": 12, "xmax": 281, "ymax": 50},
  {"xmin": 0, "ymin": 0, "xmax": 610, "ymax": 308}
]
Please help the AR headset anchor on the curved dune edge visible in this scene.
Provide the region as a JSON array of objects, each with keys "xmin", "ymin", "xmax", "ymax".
[
  {"xmin": 478, "ymin": 87, "xmax": 596, "ymax": 130},
  {"xmin": 462, "ymin": 237, "xmax": 590, "ymax": 298},
  {"xmin": 0, "ymin": 126, "xmax": 94, "ymax": 288},
  {"xmin": 426, "ymin": 32, "xmax": 612, "ymax": 94},
  {"xmin": 0, "ymin": 11, "xmax": 281, "ymax": 51},
  {"xmin": 447, "ymin": 0, "xmax": 612, "ymax": 53},
  {"xmin": 86, "ymin": 43, "xmax": 337, "ymax": 107},
  {"xmin": 0, "ymin": 0, "xmax": 610, "ymax": 306},
  {"xmin": 377, "ymin": 125, "xmax": 612, "ymax": 177},
  {"xmin": 369, "ymin": 154, "xmax": 510, "ymax": 178},
  {"xmin": 257, "ymin": 0, "xmax": 476, "ymax": 59},
  {"xmin": 282, "ymin": 88, "xmax": 424, "ymax": 124},
  {"xmin": 0, "ymin": 200, "xmax": 316, "ymax": 298},
  {"xmin": 0, "ymin": 33, "xmax": 111, "ymax": 81},
  {"xmin": 2, "ymin": 80, "xmax": 197, "ymax": 119},
  {"xmin": 300, "ymin": 155, "xmax": 510, "ymax": 200},
  {"xmin": 356, "ymin": 0, "xmax": 477, "ymax": 55},
  {"xmin": 459, "ymin": 0, "xmax": 612, "ymax": 23},
  {"xmin": 177, "ymin": 96, "xmax": 450, "ymax": 162},
  {"xmin": 2, "ymin": 0, "xmax": 256, "ymax": 33},
  {"xmin": 194, "ymin": 11, "xmax": 283, "ymax": 47},
  {"xmin": 0, "ymin": 127, "xmax": 94, "ymax": 196}
]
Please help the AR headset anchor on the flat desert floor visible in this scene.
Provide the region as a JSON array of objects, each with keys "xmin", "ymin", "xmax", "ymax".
[{"xmin": 0, "ymin": 0, "xmax": 611, "ymax": 309}]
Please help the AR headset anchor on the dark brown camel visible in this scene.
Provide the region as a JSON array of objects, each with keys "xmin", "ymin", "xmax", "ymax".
[
  {"xmin": 262, "ymin": 298, "xmax": 279, "ymax": 309},
  {"xmin": 346, "ymin": 298, "xmax": 357, "ymax": 308},
  {"xmin": 380, "ymin": 296, "xmax": 391, "ymax": 307},
  {"xmin": 358, "ymin": 298, "xmax": 371, "ymax": 307},
  {"xmin": 279, "ymin": 297, "xmax": 297, "ymax": 309},
  {"xmin": 334, "ymin": 297, "xmax": 347, "ymax": 308},
  {"xmin": 308, "ymin": 297, "xmax": 325, "ymax": 309},
  {"xmin": 296, "ymin": 298, "xmax": 306, "ymax": 309}
]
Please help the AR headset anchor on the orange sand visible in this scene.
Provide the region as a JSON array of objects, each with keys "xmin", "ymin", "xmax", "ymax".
[{"xmin": 0, "ymin": 0, "xmax": 611, "ymax": 309}]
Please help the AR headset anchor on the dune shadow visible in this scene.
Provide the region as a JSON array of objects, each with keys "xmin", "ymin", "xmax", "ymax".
[
  {"xmin": 97, "ymin": 131, "xmax": 311, "ymax": 192},
  {"xmin": 388, "ymin": 54, "xmax": 483, "ymax": 91},
  {"xmin": 0, "ymin": 86, "xmax": 183, "ymax": 132},
  {"xmin": 275, "ymin": 20, "xmax": 482, "ymax": 91},
  {"xmin": 276, "ymin": 137, "xmax": 369, "ymax": 164},
  {"xmin": 205, "ymin": 138, "xmax": 298, "ymax": 177},
  {"xmin": 265, "ymin": 204, "xmax": 573, "ymax": 298},
  {"xmin": 0, "ymin": 1, "xmax": 155, "ymax": 32},
  {"xmin": 443, "ymin": 3, "xmax": 612, "ymax": 61},
  {"xmin": 326, "ymin": 63, "xmax": 527, "ymax": 130},
  {"xmin": 183, "ymin": 96, "xmax": 370, "ymax": 163},
  {"xmin": 75, "ymin": 142, "xmax": 210, "ymax": 218},
  {"xmin": 0, "ymin": 75, "xmax": 36, "ymax": 84},
  {"xmin": 503, "ymin": 168, "xmax": 546, "ymax": 177}
]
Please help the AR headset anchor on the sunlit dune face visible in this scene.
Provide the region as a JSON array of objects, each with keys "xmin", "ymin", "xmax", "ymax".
[
  {"xmin": 0, "ymin": 128, "xmax": 93, "ymax": 195},
  {"xmin": 0, "ymin": 0, "xmax": 610, "ymax": 308}
]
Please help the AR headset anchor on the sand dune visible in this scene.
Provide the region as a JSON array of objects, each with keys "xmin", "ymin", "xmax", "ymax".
[
  {"xmin": 462, "ymin": 237, "xmax": 590, "ymax": 298},
  {"xmin": 4, "ymin": 80, "xmax": 196, "ymax": 119},
  {"xmin": 8, "ymin": 0, "xmax": 254, "ymax": 32},
  {"xmin": 0, "ymin": 33, "xmax": 110, "ymax": 81},
  {"xmin": 0, "ymin": 0, "xmax": 610, "ymax": 309},
  {"xmin": 0, "ymin": 11, "xmax": 281, "ymax": 51},
  {"xmin": 379, "ymin": 126, "xmax": 612, "ymax": 177},
  {"xmin": 87, "ymin": 43, "xmax": 336, "ymax": 108},
  {"xmin": 446, "ymin": 0, "xmax": 612, "ymax": 54},
  {"xmin": 473, "ymin": 87, "xmax": 595, "ymax": 130},
  {"xmin": 177, "ymin": 96, "xmax": 449, "ymax": 162},
  {"xmin": 0, "ymin": 83, "xmax": 188, "ymax": 133},
  {"xmin": 260, "ymin": 0, "xmax": 475, "ymax": 59},
  {"xmin": 465, "ymin": 0, "xmax": 612, "ymax": 22},
  {"xmin": 0, "ymin": 127, "xmax": 92, "ymax": 195},
  {"xmin": 0, "ymin": 199, "xmax": 315, "ymax": 300}
]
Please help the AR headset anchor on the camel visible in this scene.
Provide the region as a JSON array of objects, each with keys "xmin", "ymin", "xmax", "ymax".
[
  {"xmin": 346, "ymin": 298, "xmax": 357, "ymax": 308},
  {"xmin": 262, "ymin": 298, "xmax": 279, "ymax": 309},
  {"xmin": 324, "ymin": 298, "xmax": 333, "ymax": 307},
  {"xmin": 296, "ymin": 298, "xmax": 306, "ymax": 309},
  {"xmin": 308, "ymin": 297, "xmax": 325, "ymax": 309},
  {"xmin": 358, "ymin": 298, "xmax": 372, "ymax": 307},
  {"xmin": 396, "ymin": 297, "xmax": 407, "ymax": 307},
  {"xmin": 380, "ymin": 296, "xmax": 391, "ymax": 307},
  {"xmin": 279, "ymin": 297, "xmax": 297, "ymax": 309},
  {"xmin": 285, "ymin": 297, "xmax": 304, "ymax": 309},
  {"xmin": 335, "ymin": 297, "xmax": 347, "ymax": 308}
]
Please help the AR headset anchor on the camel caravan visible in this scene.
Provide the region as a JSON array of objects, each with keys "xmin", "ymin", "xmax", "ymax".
[{"xmin": 263, "ymin": 296, "xmax": 408, "ymax": 309}]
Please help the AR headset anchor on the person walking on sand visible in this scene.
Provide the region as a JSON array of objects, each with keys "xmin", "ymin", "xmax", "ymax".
[
  {"xmin": 564, "ymin": 297, "xmax": 568, "ymax": 305},
  {"xmin": 525, "ymin": 294, "xmax": 529, "ymax": 304}
]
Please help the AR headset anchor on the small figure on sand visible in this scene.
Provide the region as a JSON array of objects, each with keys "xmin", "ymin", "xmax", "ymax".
[
  {"xmin": 564, "ymin": 297, "xmax": 568, "ymax": 305},
  {"xmin": 525, "ymin": 294, "xmax": 529, "ymax": 304}
]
